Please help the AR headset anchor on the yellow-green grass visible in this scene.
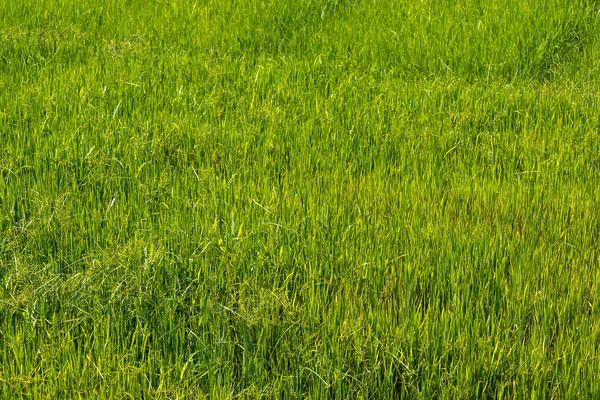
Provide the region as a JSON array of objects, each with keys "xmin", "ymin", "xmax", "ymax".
[{"xmin": 1, "ymin": 0, "xmax": 600, "ymax": 398}]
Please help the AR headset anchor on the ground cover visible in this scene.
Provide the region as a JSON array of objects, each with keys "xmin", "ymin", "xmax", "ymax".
[{"xmin": 1, "ymin": 0, "xmax": 600, "ymax": 398}]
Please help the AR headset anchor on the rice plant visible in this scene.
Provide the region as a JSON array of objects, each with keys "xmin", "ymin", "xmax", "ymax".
[{"xmin": 1, "ymin": 0, "xmax": 600, "ymax": 398}]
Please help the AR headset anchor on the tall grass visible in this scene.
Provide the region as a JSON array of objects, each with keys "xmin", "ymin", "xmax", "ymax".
[{"xmin": 1, "ymin": 0, "xmax": 600, "ymax": 398}]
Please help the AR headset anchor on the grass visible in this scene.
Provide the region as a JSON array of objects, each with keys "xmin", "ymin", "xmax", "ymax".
[{"xmin": 1, "ymin": 0, "xmax": 600, "ymax": 398}]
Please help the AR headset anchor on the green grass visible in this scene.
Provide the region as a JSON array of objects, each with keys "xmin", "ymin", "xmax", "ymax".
[{"xmin": 1, "ymin": 0, "xmax": 600, "ymax": 398}]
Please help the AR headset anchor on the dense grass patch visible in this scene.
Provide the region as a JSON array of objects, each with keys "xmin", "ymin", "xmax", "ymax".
[{"xmin": 1, "ymin": 0, "xmax": 600, "ymax": 398}]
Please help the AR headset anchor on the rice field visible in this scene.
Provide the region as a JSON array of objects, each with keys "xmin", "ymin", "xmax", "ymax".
[{"xmin": 1, "ymin": 0, "xmax": 600, "ymax": 398}]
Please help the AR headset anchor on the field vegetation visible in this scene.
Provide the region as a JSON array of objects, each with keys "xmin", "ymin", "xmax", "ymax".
[{"xmin": 1, "ymin": 0, "xmax": 600, "ymax": 398}]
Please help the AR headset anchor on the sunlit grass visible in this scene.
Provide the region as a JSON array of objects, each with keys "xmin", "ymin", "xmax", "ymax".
[{"xmin": 1, "ymin": 0, "xmax": 600, "ymax": 398}]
